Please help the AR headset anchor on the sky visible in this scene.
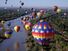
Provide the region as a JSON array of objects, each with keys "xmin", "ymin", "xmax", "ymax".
[{"xmin": 0, "ymin": 0, "xmax": 68, "ymax": 8}]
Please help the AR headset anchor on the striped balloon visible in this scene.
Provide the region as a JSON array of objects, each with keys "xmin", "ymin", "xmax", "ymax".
[
  {"xmin": 32, "ymin": 20, "xmax": 55, "ymax": 46},
  {"xmin": 4, "ymin": 30, "xmax": 13, "ymax": 38}
]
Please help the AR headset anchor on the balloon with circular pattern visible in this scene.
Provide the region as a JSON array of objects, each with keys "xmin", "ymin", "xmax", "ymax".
[{"xmin": 32, "ymin": 20, "xmax": 55, "ymax": 46}]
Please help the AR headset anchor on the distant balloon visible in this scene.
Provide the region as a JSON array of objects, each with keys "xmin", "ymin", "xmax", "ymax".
[
  {"xmin": 32, "ymin": 20, "xmax": 55, "ymax": 46},
  {"xmin": 7, "ymin": 22, "xmax": 11, "ymax": 26},
  {"xmin": 64, "ymin": 13, "xmax": 67, "ymax": 16},
  {"xmin": 25, "ymin": 22, "xmax": 32, "ymax": 31},
  {"xmin": 5, "ymin": 0, "xmax": 8, "ymax": 4},
  {"xmin": 31, "ymin": 8, "xmax": 33, "ymax": 11},
  {"xmin": 1, "ymin": 20, "xmax": 5, "ymax": 24},
  {"xmin": 5, "ymin": 2, "xmax": 7, "ymax": 4},
  {"xmin": 19, "ymin": 0, "xmax": 22, "ymax": 3},
  {"xmin": 14, "ymin": 26, "xmax": 20, "ymax": 32},
  {"xmin": 53, "ymin": 6, "xmax": 58, "ymax": 12},
  {"xmin": 20, "ymin": 6, "xmax": 22, "ymax": 8},
  {"xmin": 56, "ymin": 8, "xmax": 61, "ymax": 13},
  {"xmin": 37, "ymin": 12, "xmax": 41, "ymax": 17},
  {"xmin": 40, "ymin": 10, "xmax": 45, "ymax": 16},
  {"xmin": 4, "ymin": 30, "xmax": 13, "ymax": 38},
  {"xmin": 6, "ymin": 0, "xmax": 8, "ymax": 1},
  {"xmin": 21, "ymin": 2, "xmax": 24, "ymax": 6}
]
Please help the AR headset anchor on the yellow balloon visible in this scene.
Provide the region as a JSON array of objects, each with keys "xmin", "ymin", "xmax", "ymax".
[
  {"xmin": 25, "ymin": 25, "xmax": 30, "ymax": 30},
  {"xmin": 1, "ymin": 20, "xmax": 5, "ymax": 24},
  {"xmin": 4, "ymin": 34, "xmax": 11, "ymax": 38},
  {"xmin": 14, "ymin": 26, "xmax": 20, "ymax": 32},
  {"xmin": 57, "ymin": 8, "xmax": 61, "ymax": 13},
  {"xmin": 37, "ymin": 12, "xmax": 41, "ymax": 17}
]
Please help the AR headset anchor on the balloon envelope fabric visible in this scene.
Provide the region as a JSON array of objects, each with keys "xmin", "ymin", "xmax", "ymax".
[{"xmin": 32, "ymin": 21, "xmax": 55, "ymax": 46}]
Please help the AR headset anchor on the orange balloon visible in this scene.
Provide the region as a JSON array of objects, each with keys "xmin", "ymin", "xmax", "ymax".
[{"xmin": 14, "ymin": 26, "xmax": 20, "ymax": 32}]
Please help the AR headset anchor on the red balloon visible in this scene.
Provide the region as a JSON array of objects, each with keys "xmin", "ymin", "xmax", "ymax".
[{"xmin": 53, "ymin": 6, "xmax": 58, "ymax": 12}]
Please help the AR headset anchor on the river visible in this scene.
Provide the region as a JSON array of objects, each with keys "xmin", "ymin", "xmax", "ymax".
[{"xmin": 0, "ymin": 16, "xmax": 28, "ymax": 51}]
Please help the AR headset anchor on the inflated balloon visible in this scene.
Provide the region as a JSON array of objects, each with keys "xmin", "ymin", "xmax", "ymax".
[
  {"xmin": 20, "ymin": 6, "xmax": 22, "ymax": 8},
  {"xmin": 37, "ymin": 12, "xmax": 41, "ymax": 18},
  {"xmin": 21, "ymin": 2, "xmax": 24, "ymax": 6},
  {"xmin": 1, "ymin": 20, "xmax": 5, "ymax": 24},
  {"xmin": 4, "ymin": 30, "xmax": 13, "ymax": 38},
  {"xmin": 32, "ymin": 20, "xmax": 55, "ymax": 46},
  {"xmin": 14, "ymin": 26, "xmax": 20, "ymax": 32},
  {"xmin": 5, "ymin": 0, "xmax": 8, "ymax": 4},
  {"xmin": 32, "ymin": 12, "xmax": 37, "ymax": 18},
  {"xmin": 64, "ymin": 13, "xmax": 67, "ymax": 16},
  {"xmin": 6, "ymin": 0, "xmax": 8, "ymax": 1},
  {"xmin": 7, "ymin": 22, "xmax": 11, "ymax": 26},
  {"xmin": 53, "ymin": 6, "xmax": 58, "ymax": 12},
  {"xmin": 40, "ymin": 10, "xmax": 45, "ymax": 15},
  {"xmin": 25, "ymin": 22, "xmax": 32, "ymax": 30},
  {"xmin": 56, "ymin": 8, "xmax": 61, "ymax": 13},
  {"xmin": 5, "ymin": 2, "xmax": 7, "ymax": 4}
]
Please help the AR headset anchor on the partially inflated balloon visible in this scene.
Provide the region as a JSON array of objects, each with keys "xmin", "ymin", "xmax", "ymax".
[
  {"xmin": 14, "ymin": 26, "xmax": 20, "ymax": 32},
  {"xmin": 32, "ymin": 20, "xmax": 55, "ymax": 46}
]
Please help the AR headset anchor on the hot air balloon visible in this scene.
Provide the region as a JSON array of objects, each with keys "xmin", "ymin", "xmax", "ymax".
[
  {"xmin": 40, "ymin": 10, "xmax": 45, "ymax": 16},
  {"xmin": 14, "ymin": 26, "xmax": 20, "ymax": 32},
  {"xmin": 31, "ymin": 12, "xmax": 37, "ymax": 19},
  {"xmin": 7, "ymin": 22, "xmax": 11, "ymax": 26},
  {"xmin": 5, "ymin": 0, "xmax": 8, "ymax": 4},
  {"xmin": 21, "ymin": 2, "xmax": 24, "ymax": 6},
  {"xmin": 1, "ymin": 20, "xmax": 5, "ymax": 24},
  {"xmin": 32, "ymin": 20, "xmax": 55, "ymax": 46},
  {"xmin": 56, "ymin": 8, "xmax": 61, "ymax": 13},
  {"xmin": 20, "ymin": 6, "xmax": 22, "ymax": 9},
  {"xmin": 37, "ymin": 12, "xmax": 42, "ymax": 18},
  {"xmin": 53, "ymin": 6, "xmax": 58, "ymax": 12},
  {"xmin": 25, "ymin": 22, "xmax": 32, "ymax": 31},
  {"xmin": 4, "ymin": 29, "xmax": 13, "ymax": 38},
  {"xmin": 64, "ymin": 13, "xmax": 67, "ymax": 16}
]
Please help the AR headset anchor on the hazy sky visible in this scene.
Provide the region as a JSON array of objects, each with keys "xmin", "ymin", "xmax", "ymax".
[{"xmin": 0, "ymin": 0, "xmax": 68, "ymax": 8}]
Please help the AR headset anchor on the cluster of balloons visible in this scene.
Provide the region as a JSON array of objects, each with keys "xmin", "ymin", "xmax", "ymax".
[{"xmin": 21, "ymin": 8, "xmax": 57, "ymax": 46}]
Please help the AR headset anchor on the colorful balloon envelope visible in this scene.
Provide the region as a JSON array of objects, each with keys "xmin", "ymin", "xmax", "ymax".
[
  {"xmin": 4, "ymin": 30, "xmax": 13, "ymax": 38},
  {"xmin": 25, "ymin": 22, "xmax": 32, "ymax": 30},
  {"xmin": 14, "ymin": 26, "xmax": 20, "ymax": 32},
  {"xmin": 32, "ymin": 20, "xmax": 55, "ymax": 46}
]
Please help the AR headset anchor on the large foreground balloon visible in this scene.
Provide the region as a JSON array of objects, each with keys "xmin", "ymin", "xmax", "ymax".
[
  {"xmin": 32, "ymin": 20, "xmax": 55, "ymax": 46},
  {"xmin": 25, "ymin": 22, "xmax": 32, "ymax": 31},
  {"xmin": 4, "ymin": 29, "xmax": 13, "ymax": 38},
  {"xmin": 14, "ymin": 26, "xmax": 20, "ymax": 32}
]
